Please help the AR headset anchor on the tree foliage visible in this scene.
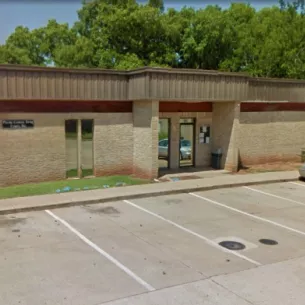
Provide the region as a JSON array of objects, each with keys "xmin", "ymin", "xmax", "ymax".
[{"xmin": 1, "ymin": 0, "xmax": 305, "ymax": 79}]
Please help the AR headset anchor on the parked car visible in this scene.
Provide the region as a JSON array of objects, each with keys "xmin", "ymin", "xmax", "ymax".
[
  {"xmin": 299, "ymin": 163, "xmax": 305, "ymax": 179},
  {"xmin": 158, "ymin": 138, "xmax": 192, "ymax": 160}
]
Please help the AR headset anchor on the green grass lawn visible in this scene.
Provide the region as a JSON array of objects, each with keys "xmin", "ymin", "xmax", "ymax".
[
  {"xmin": 0, "ymin": 175, "xmax": 149, "ymax": 200},
  {"xmin": 65, "ymin": 132, "xmax": 93, "ymax": 140},
  {"xmin": 66, "ymin": 168, "xmax": 94, "ymax": 178}
]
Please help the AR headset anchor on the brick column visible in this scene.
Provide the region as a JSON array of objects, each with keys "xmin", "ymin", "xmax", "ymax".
[
  {"xmin": 133, "ymin": 100, "xmax": 159, "ymax": 179},
  {"xmin": 77, "ymin": 119, "xmax": 82, "ymax": 178},
  {"xmin": 212, "ymin": 102, "xmax": 240, "ymax": 172},
  {"xmin": 169, "ymin": 115, "xmax": 180, "ymax": 169}
]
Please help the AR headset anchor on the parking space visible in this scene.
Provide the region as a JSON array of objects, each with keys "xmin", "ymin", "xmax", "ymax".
[
  {"xmin": 0, "ymin": 211, "xmax": 147, "ymax": 305},
  {"xmin": 2, "ymin": 181, "xmax": 305, "ymax": 305}
]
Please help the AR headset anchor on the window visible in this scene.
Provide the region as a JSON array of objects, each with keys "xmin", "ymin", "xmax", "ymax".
[{"xmin": 65, "ymin": 119, "xmax": 94, "ymax": 178}]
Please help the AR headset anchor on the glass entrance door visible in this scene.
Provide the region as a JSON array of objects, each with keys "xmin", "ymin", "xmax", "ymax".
[
  {"xmin": 158, "ymin": 118, "xmax": 170, "ymax": 169},
  {"xmin": 179, "ymin": 118, "xmax": 195, "ymax": 167},
  {"xmin": 65, "ymin": 119, "xmax": 78, "ymax": 178},
  {"xmin": 81, "ymin": 119, "xmax": 94, "ymax": 177}
]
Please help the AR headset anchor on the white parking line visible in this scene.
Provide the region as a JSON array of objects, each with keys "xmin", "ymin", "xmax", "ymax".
[
  {"xmin": 244, "ymin": 186, "xmax": 305, "ymax": 207},
  {"xmin": 123, "ymin": 200, "xmax": 261, "ymax": 266},
  {"xmin": 290, "ymin": 182, "xmax": 305, "ymax": 188},
  {"xmin": 189, "ymin": 193, "xmax": 305, "ymax": 238},
  {"xmin": 45, "ymin": 210, "xmax": 155, "ymax": 292}
]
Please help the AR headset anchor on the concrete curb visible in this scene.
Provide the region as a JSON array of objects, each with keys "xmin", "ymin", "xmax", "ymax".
[{"xmin": 0, "ymin": 175, "xmax": 299, "ymax": 215}]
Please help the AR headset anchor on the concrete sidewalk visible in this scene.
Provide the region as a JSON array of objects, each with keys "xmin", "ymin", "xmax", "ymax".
[{"xmin": 0, "ymin": 171, "xmax": 300, "ymax": 215}]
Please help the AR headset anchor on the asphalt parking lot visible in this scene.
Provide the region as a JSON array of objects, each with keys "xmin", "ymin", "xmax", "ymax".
[{"xmin": 2, "ymin": 181, "xmax": 305, "ymax": 305}]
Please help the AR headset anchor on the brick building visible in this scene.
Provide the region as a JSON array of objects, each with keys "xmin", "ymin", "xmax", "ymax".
[{"xmin": 1, "ymin": 64, "xmax": 305, "ymax": 186}]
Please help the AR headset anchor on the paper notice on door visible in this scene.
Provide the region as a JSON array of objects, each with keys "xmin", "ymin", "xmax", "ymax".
[{"xmin": 205, "ymin": 137, "xmax": 210, "ymax": 144}]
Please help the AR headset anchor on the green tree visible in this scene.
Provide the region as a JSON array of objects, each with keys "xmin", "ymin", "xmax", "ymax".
[
  {"xmin": 148, "ymin": 0, "xmax": 164, "ymax": 12},
  {"xmin": 163, "ymin": 7, "xmax": 196, "ymax": 68},
  {"xmin": 38, "ymin": 19, "xmax": 76, "ymax": 65},
  {"xmin": 218, "ymin": 3, "xmax": 257, "ymax": 73},
  {"xmin": 219, "ymin": 3, "xmax": 305, "ymax": 79},
  {"xmin": 2, "ymin": 0, "xmax": 305, "ymax": 80},
  {"xmin": 73, "ymin": 0, "xmax": 175, "ymax": 68},
  {"xmin": 52, "ymin": 36, "xmax": 96, "ymax": 68},
  {"xmin": 181, "ymin": 5, "xmax": 231, "ymax": 69},
  {"xmin": 0, "ymin": 26, "xmax": 45, "ymax": 65}
]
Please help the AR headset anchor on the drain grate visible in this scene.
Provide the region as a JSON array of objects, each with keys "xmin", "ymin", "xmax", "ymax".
[
  {"xmin": 259, "ymin": 239, "xmax": 278, "ymax": 245},
  {"xmin": 219, "ymin": 241, "xmax": 246, "ymax": 251}
]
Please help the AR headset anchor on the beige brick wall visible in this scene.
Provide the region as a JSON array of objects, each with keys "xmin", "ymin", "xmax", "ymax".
[
  {"xmin": 239, "ymin": 111, "xmax": 305, "ymax": 165},
  {"xmin": 133, "ymin": 100, "xmax": 159, "ymax": 179},
  {"xmin": 0, "ymin": 113, "xmax": 65, "ymax": 186},
  {"xmin": 94, "ymin": 113, "xmax": 133, "ymax": 176},
  {"xmin": 159, "ymin": 112, "xmax": 212, "ymax": 169},
  {"xmin": 5, "ymin": 106, "xmax": 303, "ymax": 187},
  {"xmin": 212, "ymin": 102, "xmax": 240, "ymax": 171},
  {"xmin": 0, "ymin": 112, "xmax": 133, "ymax": 186}
]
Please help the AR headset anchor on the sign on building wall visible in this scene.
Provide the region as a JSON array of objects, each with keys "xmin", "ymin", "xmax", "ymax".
[
  {"xmin": 199, "ymin": 125, "xmax": 210, "ymax": 144},
  {"xmin": 2, "ymin": 120, "xmax": 34, "ymax": 129}
]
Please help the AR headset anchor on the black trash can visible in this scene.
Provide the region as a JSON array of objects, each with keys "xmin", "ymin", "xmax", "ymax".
[
  {"xmin": 302, "ymin": 148, "xmax": 305, "ymax": 162},
  {"xmin": 211, "ymin": 151, "xmax": 222, "ymax": 169}
]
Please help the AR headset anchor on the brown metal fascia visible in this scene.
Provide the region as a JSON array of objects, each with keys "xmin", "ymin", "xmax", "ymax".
[
  {"xmin": 1, "ymin": 63, "xmax": 305, "ymax": 87},
  {"xmin": 127, "ymin": 67, "xmax": 250, "ymax": 79},
  {"xmin": 249, "ymin": 76, "xmax": 305, "ymax": 85},
  {"xmin": 0, "ymin": 64, "xmax": 129, "ymax": 76}
]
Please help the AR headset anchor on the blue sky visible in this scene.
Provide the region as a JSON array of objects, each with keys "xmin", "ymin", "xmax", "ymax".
[{"xmin": 0, "ymin": 0, "xmax": 280, "ymax": 44}]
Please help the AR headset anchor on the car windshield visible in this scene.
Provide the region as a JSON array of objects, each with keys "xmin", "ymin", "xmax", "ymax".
[
  {"xmin": 180, "ymin": 140, "xmax": 191, "ymax": 147},
  {"xmin": 159, "ymin": 139, "xmax": 168, "ymax": 146}
]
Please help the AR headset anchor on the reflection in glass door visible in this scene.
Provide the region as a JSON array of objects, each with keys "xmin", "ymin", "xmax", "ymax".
[
  {"xmin": 65, "ymin": 120, "xmax": 78, "ymax": 178},
  {"xmin": 81, "ymin": 119, "xmax": 94, "ymax": 177},
  {"xmin": 179, "ymin": 118, "xmax": 195, "ymax": 167},
  {"xmin": 158, "ymin": 118, "xmax": 170, "ymax": 169},
  {"xmin": 65, "ymin": 119, "xmax": 94, "ymax": 178}
]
